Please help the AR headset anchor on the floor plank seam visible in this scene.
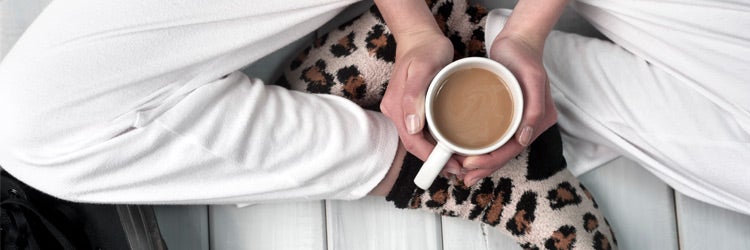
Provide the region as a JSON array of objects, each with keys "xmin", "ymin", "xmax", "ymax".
[{"xmin": 673, "ymin": 191, "xmax": 683, "ymax": 250}]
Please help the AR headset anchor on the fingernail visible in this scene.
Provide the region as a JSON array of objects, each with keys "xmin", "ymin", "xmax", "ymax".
[
  {"xmin": 519, "ymin": 126, "xmax": 534, "ymax": 146},
  {"xmin": 444, "ymin": 173, "xmax": 456, "ymax": 180},
  {"xmin": 447, "ymin": 168, "xmax": 460, "ymax": 176},
  {"xmin": 460, "ymin": 168, "xmax": 469, "ymax": 175},
  {"xmin": 456, "ymin": 173, "xmax": 466, "ymax": 180},
  {"xmin": 406, "ymin": 114, "xmax": 420, "ymax": 134},
  {"xmin": 465, "ymin": 176, "xmax": 478, "ymax": 186}
]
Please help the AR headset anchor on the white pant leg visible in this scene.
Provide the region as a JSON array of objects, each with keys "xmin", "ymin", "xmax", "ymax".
[
  {"xmin": 560, "ymin": 0, "xmax": 750, "ymax": 214},
  {"xmin": 0, "ymin": 0, "xmax": 399, "ymax": 204},
  {"xmin": 487, "ymin": 7, "xmax": 749, "ymax": 214},
  {"xmin": 573, "ymin": 0, "xmax": 750, "ymax": 120},
  {"xmin": 543, "ymin": 29, "xmax": 750, "ymax": 214}
]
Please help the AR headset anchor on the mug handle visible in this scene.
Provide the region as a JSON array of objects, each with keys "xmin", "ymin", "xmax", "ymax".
[{"xmin": 414, "ymin": 142, "xmax": 453, "ymax": 189}]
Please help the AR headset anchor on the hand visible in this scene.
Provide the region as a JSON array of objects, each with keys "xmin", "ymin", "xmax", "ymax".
[
  {"xmin": 380, "ymin": 31, "xmax": 462, "ymax": 172},
  {"xmin": 459, "ymin": 34, "xmax": 558, "ymax": 186}
]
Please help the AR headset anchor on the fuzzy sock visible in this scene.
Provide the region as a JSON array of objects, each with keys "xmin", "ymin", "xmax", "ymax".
[
  {"xmin": 279, "ymin": 0, "xmax": 617, "ymax": 249},
  {"xmin": 387, "ymin": 125, "xmax": 617, "ymax": 250}
]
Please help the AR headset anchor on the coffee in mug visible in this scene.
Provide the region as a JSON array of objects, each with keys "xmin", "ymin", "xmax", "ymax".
[
  {"xmin": 414, "ymin": 57, "xmax": 523, "ymax": 189},
  {"xmin": 431, "ymin": 67, "xmax": 515, "ymax": 149}
]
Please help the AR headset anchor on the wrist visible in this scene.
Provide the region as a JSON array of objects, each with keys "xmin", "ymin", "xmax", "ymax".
[
  {"xmin": 497, "ymin": 0, "xmax": 569, "ymax": 50},
  {"xmin": 395, "ymin": 28, "xmax": 447, "ymax": 49},
  {"xmin": 374, "ymin": 0, "xmax": 443, "ymax": 44},
  {"xmin": 494, "ymin": 30, "xmax": 545, "ymax": 53}
]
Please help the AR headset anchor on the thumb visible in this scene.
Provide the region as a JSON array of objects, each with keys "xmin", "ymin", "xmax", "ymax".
[
  {"xmin": 402, "ymin": 60, "xmax": 440, "ymax": 135},
  {"xmin": 403, "ymin": 91, "xmax": 426, "ymax": 135}
]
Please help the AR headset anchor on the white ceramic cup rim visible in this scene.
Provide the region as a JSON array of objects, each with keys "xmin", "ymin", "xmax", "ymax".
[{"xmin": 424, "ymin": 57, "xmax": 524, "ymax": 155}]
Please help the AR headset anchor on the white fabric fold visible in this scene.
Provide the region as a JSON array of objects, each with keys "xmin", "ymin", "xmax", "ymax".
[
  {"xmin": 486, "ymin": 3, "xmax": 750, "ymax": 214},
  {"xmin": 0, "ymin": 0, "xmax": 399, "ymax": 204}
]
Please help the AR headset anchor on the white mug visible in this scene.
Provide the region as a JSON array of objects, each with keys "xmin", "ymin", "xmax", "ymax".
[{"xmin": 414, "ymin": 57, "xmax": 524, "ymax": 189}]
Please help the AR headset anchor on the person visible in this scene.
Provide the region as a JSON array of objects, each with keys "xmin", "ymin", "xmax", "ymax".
[
  {"xmin": 1, "ymin": 0, "xmax": 621, "ymax": 248},
  {"xmin": 377, "ymin": 0, "xmax": 562, "ymax": 188},
  {"xmin": 1, "ymin": 0, "xmax": 402, "ymax": 203},
  {"xmin": 378, "ymin": 0, "xmax": 750, "ymax": 215},
  {"xmin": 283, "ymin": 1, "xmax": 615, "ymax": 248}
]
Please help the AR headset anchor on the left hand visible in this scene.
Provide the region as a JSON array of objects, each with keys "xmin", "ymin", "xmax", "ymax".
[{"xmin": 459, "ymin": 33, "xmax": 558, "ymax": 186}]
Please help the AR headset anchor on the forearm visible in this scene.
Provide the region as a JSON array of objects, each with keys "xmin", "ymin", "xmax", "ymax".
[
  {"xmin": 499, "ymin": 0, "xmax": 569, "ymax": 50},
  {"xmin": 373, "ymin": 0, "xmax": 442, "ymax": 43}
]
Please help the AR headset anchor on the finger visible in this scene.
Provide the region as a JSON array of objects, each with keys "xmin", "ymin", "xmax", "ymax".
[
  {"xmin": 383, "ymin": 65, "xmax": 436, "ymax": 161},
  {"xmin": 397, "ymin": 128, "xmax": 434, "ymax": 160},
  {"xmin": 403, "ymin": 95, "xmax": 425, "ymax": 135},
  {"xmin": 514, "ymin": 67, "xmax": 547, "ymax": 147},
  {"xmin": 453, "ymin": 155, "xmax": 468, "ymax": 164},
  {"xmin": 463, "ymin": 167, "xmax": 496, "ymax": 187},
  {"xmin": 441, "ymin": 157, "xmax": 463, "ymax": 178},
  {"xmin": 385, "ymin": 60, "xmax": 456, "ymax": 174},
  {"xmin": 380, "ymin": 60, "xmax": 409, "ymax": 121},
  {"xmin": 462, "ymin": 140, "xmax": 525, "ymax": 170},
  {"xmin": 541, "ymin": 80, "xmax": 558, "ymax": 127},
  {"xmin": 401, "ymin": 128, "xmax": 462, "ymax": 173},
  {"xmin": 402, "ymin": 59, "xmax": 442, "ymax": 135}
]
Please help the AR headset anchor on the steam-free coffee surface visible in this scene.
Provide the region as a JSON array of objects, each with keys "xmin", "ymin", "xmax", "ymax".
[{"xmin": 433, "ymin": 68, "xmax": 514, "ymax": 149}]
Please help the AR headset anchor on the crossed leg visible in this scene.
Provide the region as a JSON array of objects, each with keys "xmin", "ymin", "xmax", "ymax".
[{"xmin": 282, "ymin": 1, "xmax": 618, "ymax": 249}]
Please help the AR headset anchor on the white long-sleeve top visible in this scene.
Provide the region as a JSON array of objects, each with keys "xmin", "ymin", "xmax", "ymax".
[{"xmin": 0, "ymin": 0, "xmax": 399, "ymax": 204}]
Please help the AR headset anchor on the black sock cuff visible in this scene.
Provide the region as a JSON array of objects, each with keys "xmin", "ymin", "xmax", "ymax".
[
  {"xmin": 385, "ymin": 153, "xmax": 424, "ymax": 208},
  {"xmin": 526, "ymin": 124, "xmax": 567, "ymax": 180}
]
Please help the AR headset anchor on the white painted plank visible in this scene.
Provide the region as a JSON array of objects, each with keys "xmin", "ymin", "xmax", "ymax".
[
  {"xmin": 578, "ymin": 157, "xmax": 679, "ymax": 250},
  {"xmin": 153, "ymin": 205, "xmax": 210, "ymax": 250},
  {"xmin": 484, "ymin": 223, "xmax": 524, "ymax": 249},
  {"xmin": 442, "ymin": 216, "xmax": 520, "ymax": 250},
  {"xmin": 326, "ymin": 197, "xmax": 442, "ymax": 250},
  {"xmin": 675, "ymin": 193, "xmax": 750, "ymax": 250},
  {"xmin": 209, "ymin": 201, "xmax": 327, "ymax": 250},
  {"xmin": 441, "ymin": 217, "xmax": 489, "ymax": 250}
]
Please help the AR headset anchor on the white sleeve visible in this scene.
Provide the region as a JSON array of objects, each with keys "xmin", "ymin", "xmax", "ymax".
[{"xmin": 0, "ymin": 0, "xmax": 399, "ymax": 204}]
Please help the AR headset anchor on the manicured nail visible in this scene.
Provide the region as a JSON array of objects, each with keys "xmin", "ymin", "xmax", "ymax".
[
  {"xmin": 443, "ymin": 173, "xmax": 456, "ymax": 180},
  {"xmin": 456, "ymin": 173, "xmax": 466, "ymax": 180},
  {"xmin": 519, "ymin": 126, "xmax": 534, "ymax": 147},
  {"xmin": 447, "ymin": 168, "xmax": 460, "ymax": 176},
  {"xmin": 464, "ymin": 163, "xmax": 480, "ymax": 170},
  {"xmin": 406, "ymin": 114, "xmax": 420, "ymax": 134},
  {"xmin": 465, "ymin": 177, "xmax": 478, "ymax": 186},
  {"xmin": 460, "ymin": 168, "xmax": 469, "ymax": 175}
]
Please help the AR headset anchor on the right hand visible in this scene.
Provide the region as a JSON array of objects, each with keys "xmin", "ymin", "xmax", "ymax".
[{"xmin": 459, "ymin": 33, "xmax": 558, "ymax": 186}]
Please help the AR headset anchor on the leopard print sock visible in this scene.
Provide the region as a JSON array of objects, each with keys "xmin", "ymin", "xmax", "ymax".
[
  {"xmin": 387, "ymin": 125, "xmax": 617, "ymax": 250},
  {"xmin": 279, "ymin": 0, "xmax": 617, "ymax": 249}
]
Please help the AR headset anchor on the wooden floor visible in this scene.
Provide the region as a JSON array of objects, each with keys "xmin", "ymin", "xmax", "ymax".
[
  {"xmin": 4, "ymin": 0, "xmax": 749, "ymax": 249},
  {"xmin": 153, "ymin": 157, "xmax": 750, "ymax": 250}
]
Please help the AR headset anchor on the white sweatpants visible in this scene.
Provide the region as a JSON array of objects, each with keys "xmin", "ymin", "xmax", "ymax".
[
  {"xmin": 0, "ymin": 0, "xmax": 399, "ymax": 204},
  {"xmin": 2, "ymin": 0, "xmax": 747, "ymax": 215},
  {"xmin": 546, "ymin": 0, "xmax": 750, "ymax": 214}
]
